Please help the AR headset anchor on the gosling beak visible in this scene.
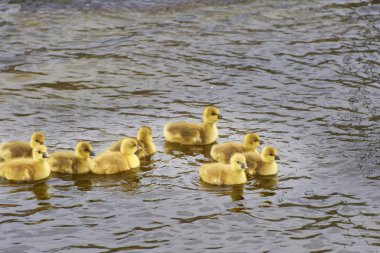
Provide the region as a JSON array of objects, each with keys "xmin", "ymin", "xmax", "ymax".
[
  {"xmin": 217, "ymin": 114, "xmax": 223, "ymax": 120},
  {"xmin": 90, "ymin": 151, "xmax": 95, "ymax": 157},
  {"xmin": 42, "ymin": 152, "xmax": 49, "ymax": 159},
  {"xmin": 275, "ymin": 155, "xmax": 280, "ymax": 160},
  {"xmin": 260, "ymin": 140, "xmax": 264, "ymax": 145},
  {"xmin": 241, "ymin": 163, "xmax": 248, "ymax": 170}
]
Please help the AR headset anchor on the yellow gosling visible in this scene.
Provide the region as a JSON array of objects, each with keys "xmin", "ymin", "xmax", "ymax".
[
  {"xmin": 92, "ymin": 138, "xmax": 140, "ymax": 175},
  {"xmin": 210, "ymin": 133, "xmax": 263, "ymax": 163},
  {"xmin": 0, "ymin": 145, "xmax": 50, "ymax": 181},
  {"xmin": 199, "ymin": 153, "xmax": 248, "ymax": 185},
  {"xmin": 164, "ymin": 106, "xmax": 222, "ymax": 145},
  {"xmin": 0, "ymin": 131, "xmax": 45, "ymax": 161},
  {"xmin": 108, "ymin": 126, "xmax": 156, "ymax": 158},
  {"xmin": 48, "ymin": 141, "xmax": 95, "ymax": 174},
  {"xmin": 244, "ymin": 146, "xmax": 279, "ymax": 176}
]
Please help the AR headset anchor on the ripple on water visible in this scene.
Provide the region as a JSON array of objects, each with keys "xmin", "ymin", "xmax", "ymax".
[{"xmin": 0, "ymin": 0, "xmax": 380, "ymax": 252}]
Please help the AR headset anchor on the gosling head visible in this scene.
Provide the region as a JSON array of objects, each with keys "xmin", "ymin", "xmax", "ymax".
[
  {"xmin": 261, "ymin": 146, "xmax": 280, "ymax": 163},
  {"xmin": 120, "ymin": 138, "xmax": 140, "ymax": 155},
  {"xmin": 30, "ymin": 131, "xmax": 45, "ymax": 148},
  {"xmin": 203, "ymin": 106, "xmax": 222, "ymax": 124},
  {"xmin": 75, "ymin": 141, "xmax": 95, "ymax": 159},
  {"xmin": 230, "ymin": 153, "xmax": 248, "ymax": 171},
  {"xmin": 137, "ymin": 126, "xmax": 153, "ymax": 142},
  {"xmin": 32, "ymin": 145, "xmax": 48, "ymax": 161},
  {"xmin": 243, "ymin": 133, "xmax": 264, "ymax": 150}
]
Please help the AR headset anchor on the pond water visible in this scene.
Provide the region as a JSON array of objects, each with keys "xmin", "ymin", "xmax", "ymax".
[{"xmin": 0, "ymin": 0, "xmax": 379, "ymax": 252}]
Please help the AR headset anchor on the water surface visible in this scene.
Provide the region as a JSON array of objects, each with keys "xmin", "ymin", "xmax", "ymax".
[{"xmin": 0, "ymin": 0, "xmax": 380, "ymax": 252}]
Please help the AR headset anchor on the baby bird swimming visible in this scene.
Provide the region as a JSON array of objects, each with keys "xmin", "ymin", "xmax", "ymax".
[
  {"xmin": 244, "ymin": 146, "xmax": 280, "ymax": 176},
  {"xmin": 164, "ymin": 106, "xmax": 222, "ymax": 145},
  {"xmin": 0, "ymin": 131, "xmax": 45, "ymax": 161},
  {"xmin": 108, "ymin": 126, "xmax": 156, "ymax": 158},
  {"xmin": 48, "ymin": 141, "xmax": 95, "ymax": 174},
  {"xmin": 0, "ymin": 145, "xmax": 50, "ymax": 181},
  {"xmin": 210, "ymin": 133, "xmax": 263, "ymax": 163},
  {"xmin": 92, "ymin": 138, "xmax": 140, "ymax": 175},
  {"xmin": 199, "ymin": 153, "xmax": 248, "ymax": 185}
]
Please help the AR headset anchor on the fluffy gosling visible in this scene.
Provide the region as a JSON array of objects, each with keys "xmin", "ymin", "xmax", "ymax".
[
  {"xmin": 0, "ymin": 131, "xmax": 45, "ymax": 161},
  {"xmin": 244, "ymin": 146, "xmax": 279, "ymax": 176},
  {"xmin": 199, "ymin": 153, "xmax": 248, "ymax": 185},
  {"xmin": 108, "ymin": 126, "xmax": 156, "ymax": 158},
  {"xmin": 92, "ymin": 138, "xmax": 140, "ymax": 175},
  {"xmin": 0, "ymin": 145, "xmax": 50, "ymax": 181},
  {"xmin": 164, "ymin": 106, "xmax": 222, "ymax": 145},
  {"xmin": 210, "ymin": 133, "xmax": 263, "ymax": 163},
  {"xmin": 48, "ymin": 141, "xmax": 95, "ymax": 174}
]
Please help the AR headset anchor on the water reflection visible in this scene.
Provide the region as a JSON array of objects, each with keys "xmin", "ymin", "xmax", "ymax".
[
  {"xmin": 29, "ymin": 181, "xmax": 51, "ymax": 200},
  {"xmin": 52, "ymin": 173, "xmax": 93, "ymax": 191},
  {"xmin": 0, "ymin": 180, "xmax": 51, "ymax": 200},
  {"xmin": 251, "ymin": 175, "xmax": 279, "ymax": 190},
  {"xmin": 89, "ymin": 169, "xmax": 141, "ymax": 192},
  {"xmin": 1, "ymin": 0, "xmax": 380, "ymax": 252},
  {"xmin": 164, "ymin": 141, "xmax": 213, "ymax": 158},
  {"xmin": 198, "ymin": 180, "xmax": 245, "ymax": 201}
]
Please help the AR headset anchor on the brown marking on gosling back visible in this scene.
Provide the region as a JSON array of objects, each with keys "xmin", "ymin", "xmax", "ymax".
[
  {"xmin": 0, "ymin": 142, "xmax": 32, "ymax": 161},
  {"xmin": 165, "ymin": 122, "xmax": 204, "ymax": 144}
]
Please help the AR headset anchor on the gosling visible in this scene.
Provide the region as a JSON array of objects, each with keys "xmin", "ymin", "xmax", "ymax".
[
  {"xmin": 48, "ymin": 141, "xmax": 95, "ymax": 174},
  {"xmin": 92, "ymin": 138, "xmax": 140, "ymax": 175},
  {"xmin": 0, "ymin": 145, "xmax": 50, "ymax": 181},
  {"xmin": 0, "ymin": 131, "xmax": 45, "ymax": 161},
  {"xmin": 199, "ymin": 153, "xmax": 248, "ymax": 185},
  {"xmin": 164, "ymin": 106, "xmax": 222, "ymax": 145},
  {"xmin": 243, "ymin": 146, "xmax": 280, "ymax": 176},
  {"xmin": 108, "ymin": 126, "xmax": 156, "ymax": 158},
  {"xmin": 210, "ymin": 133, "xmax": 263, "ymax": 163}
]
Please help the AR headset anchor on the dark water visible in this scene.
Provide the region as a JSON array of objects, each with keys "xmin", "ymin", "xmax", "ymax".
[{"xmin": 1, "ymin": 0, "xmax": 379, "ymax": 252}]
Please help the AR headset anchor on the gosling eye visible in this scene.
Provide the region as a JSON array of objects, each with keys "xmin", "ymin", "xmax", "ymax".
[
  {"xmin": 38, "ymin": 151, "xmax": 42, "ymax": 154},
  {"xmin": 237, "ymin": 161, "xmax": 240, "ymax": 164},
  {"xmin": 211, "ymin": 112, "xmax": 217, "ymax": 116}
]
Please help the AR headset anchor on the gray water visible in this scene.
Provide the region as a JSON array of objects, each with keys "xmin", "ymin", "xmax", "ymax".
[{"xmin": 0, "ymin": 0, "xmax": 379, "ymax": 252}]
